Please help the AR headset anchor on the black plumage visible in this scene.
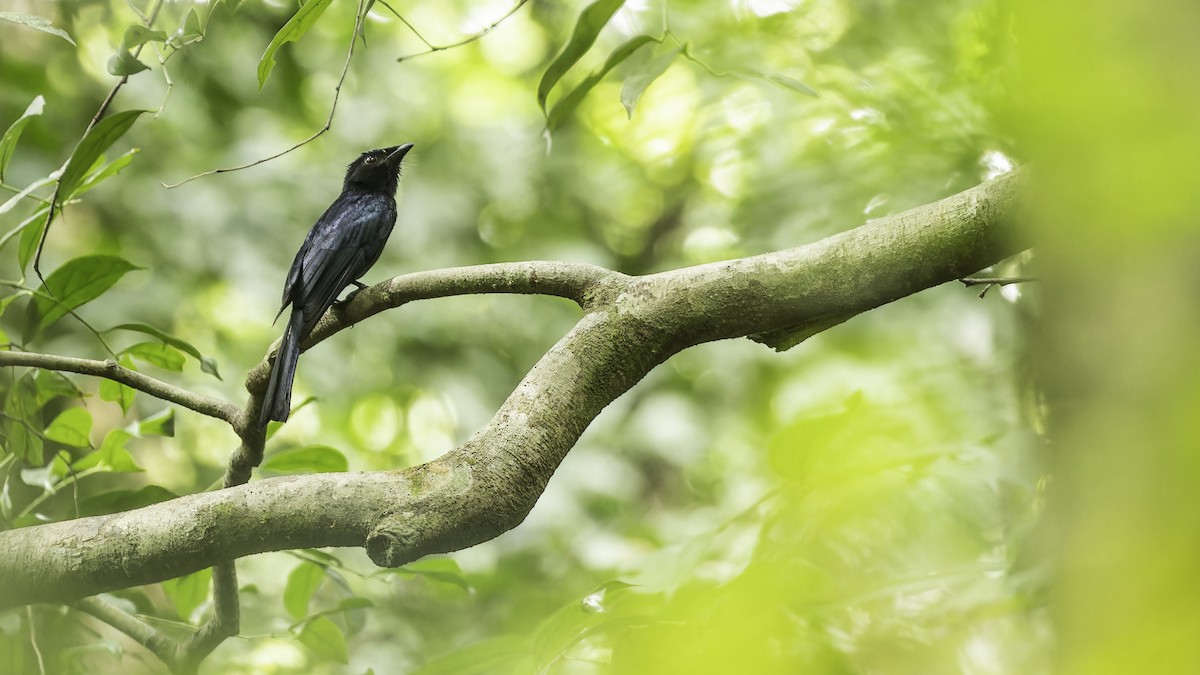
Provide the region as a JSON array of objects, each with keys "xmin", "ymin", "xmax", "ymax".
[{"xmin": 260, "ymin": 143, "xmax": 414, "ymax": 426}]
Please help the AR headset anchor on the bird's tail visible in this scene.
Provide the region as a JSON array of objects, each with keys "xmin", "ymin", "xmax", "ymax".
[{"xmin": 260, "ymin": 308, "xmax": 304, "ymax": 427}]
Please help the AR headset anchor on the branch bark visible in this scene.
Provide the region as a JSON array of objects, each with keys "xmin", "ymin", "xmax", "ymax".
[{"xmin": 0, "ymin": 170, "xmax": 1026, "ymax": 609}]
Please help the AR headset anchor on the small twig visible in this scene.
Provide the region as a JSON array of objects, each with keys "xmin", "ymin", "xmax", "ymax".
[
  {"xmin": 0, "ymin": 351, "xmax": 242, "ymax": 428},
  {"xmin": 0, "ymin": 281, "xmax": 117, "ymax": 357},
  {"xmin": 74, "ymin": 597, "xmax": 179, "ymax": 668},
  {"xmin": 26, "ymin": 607, "xmax": 46, "ymax": 675},
  {"xmin": 163, "ymin": 0, "xmax": 369, "ymax": 189},
  {"xmin": 959, "ymin": 275, "xmax": 1037, "ymax": 298},
  {"xmin": 392, "ymin": 0, "xmax": 529, "ymax": 62}
]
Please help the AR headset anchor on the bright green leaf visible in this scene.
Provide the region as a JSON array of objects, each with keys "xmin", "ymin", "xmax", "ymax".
[
  {"xmin": 34, "ymin": 369, "xmax": 81, "ymax": 406},
  {"xmin": 44, "ymin": 407, "xmax": 92, "ymax": 447},
  {"xmin": 19, "ymin": 453, "xmax": 69, "ymax": 490},
  {"xmin": 162, "ymin": 568, "xmax": 211, "ymax": 621},
  {"xmin": 547, "ymin": 34, "xmax": 657, "ymax": 131},
  {"xmin": 297, "ymin": 616, "xmax": 348, "ymax": 664},
  {"xmin": 30, "ymin": 254, "xmax": 141, "ymax": 330},
  {"xmin": 99, "ymin": 356, "xmax": 137, "ymax": 413},
  {"xmin": 537, "ymin": 0, "xmax": 628, "ymax": 113},
  {"xmin": 107, "ymin": 49, "xmax": 150, "ymax": 76},
  {"xmin": 284, "ymin": 561, "xmax": 326, "ymax": 620},
  {"xmin": 120, "ymin": 25, "xmax": 167, "ymax": 49},
  {"xmin": 0, "ymin": 11, "xmax": 75, "ymax": 45},
  {"xmin": 72, "ymin": 149, "xmax": 139, "ymax": 198},
  {"xmin": 124, "ymin": 341, "xmax": 186, "ymax": 371},
  {"xmin": 57, "ymin": 109, "xmax": 147, "ymax": 200},
  {"xmin": 108, "ymin": 322, "xmax": 221, "ymax": 380},
  {"xmin": 74, "ymin": 429, "xmax": 141, "ymax": 472},
  {"xmin": 0, "ymin": 95, "xmax": 44, "ymax": 181},
  {"xmin": 137, "ymin": 408, "xmax": 175, "ymax": 437},
  {"xmin": 409, "ymin": 635, "xmax": 529, "ymax": 675},
  {"xmin": 261, "ymin": 445, "xmax": 348, "ymax": 474},
  {"xmin": 257, "ymin": 0, "xmax": 335, "ymax": 90},
  {"xmin": 621, "ymin": 43, "xmax": 683, "ymax": 118}
]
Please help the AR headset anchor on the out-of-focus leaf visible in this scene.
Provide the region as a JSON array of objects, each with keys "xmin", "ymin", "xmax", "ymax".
[
  {"xmin": 162, "ymin": 567, "xmax": 211, "ymax": 621},
  {"xmin": 0, "ymin": 12, "xmax": 75, "ymax": 45},
  {"xmin": 547, "ymin": 34, "xmax": 657, "ymax": 131},
  {"xmin": 124, "ymin": 341, "xmax": 186, "ymax": 371},
  {"xmin": 284, "ymin": 561, "xmax": 326, "ymax": 620},
  {"xmin": 0, "ymin": 176, "xmax": 53, "ymax": 216},
  {"xmin": 107, "ymin": 49, "xmax": 150, "ymax": 76},
  {"xmin": 80, "ymin": 484, "xmax": 176, "ymax": 516},
  {"xmin": 43, "ymin": 407, "xmax": 92, "ymax": 447},
  {"xmin": 73, "ymin": 429, "xmax": 141, "ymax": 472},
  {"xmin": 17, "ymin": 209, "xmax": 50, "ymax": 272},
  {"xmin": 767, "ymin": 73, "xmax": 818, "ymax": 97},
  {"xmin": 30, "ymin": 254, "xmax": 141, "ymax": 330},
  {"xmin": 109, "ymin": 322, "xmax": 222, "ymax": 380},
  {"xmin": 57, "ymin": 110, "xmax": 147, "ymax": 203},
  {"xmin": 99, "ymin": 355, "xmax": 137, "ymax": 413},
  {"xmin": 337, "ymin": 597, "xmax": 375, "ymax": 611},
  {"xmin": 297, "ymin": 616, "xmax": 348, "ymax": 663},
  {"xmin": 409, "ymin": 635, "xmax": 530, "ymax": 675},
  {"xmin": 3, "ymin": 374, "xmax": 42, "ymax": 463},
  {"xmin": 35, "ymin": 369, "xmax": 83, "ymax": 406},
  {"xmin": 19, "ymin": 453, "xmax": 69, "ymax": 491},
  {"xmin": 0, "ymin": 95, "xmax": 44, "ymax": 181},
  {"xmin": 257, "ymin": 0, "xmax": 334, "ymax": 90},
  {"xmin": 621, "ymin": 43, "xmax": 683, "ymax": 118},
  {"xmin": 389, "ymin": 557, "xmax": 470, "ymax": 592},
  {"xmin": 537, "ymin": 0, "xmax": 628, "ymax": 113},
  {"xmin": 120, "ymin": 25, "xmax": 167, "ymax": 48},
  {"xmin": 136, "ymin": 408, "xmax": 175, "ymax": 437},
  {"xmin": 261, "ymin": 445, "xmax": 348, "ymax": 474}
]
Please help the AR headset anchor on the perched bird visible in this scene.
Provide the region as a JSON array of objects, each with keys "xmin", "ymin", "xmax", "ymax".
[{"xmin": 260, "ymin": 143, "xmax": 414, "ymax": 426}]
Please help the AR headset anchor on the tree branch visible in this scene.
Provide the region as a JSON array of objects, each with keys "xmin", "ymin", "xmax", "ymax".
[
  {"xmin": 0, "ymin": 170, "xmax": 1027, "ymax": 609},
  {"xmin": 0, "ymin": 351, "xmax": 243, "ymax": 428}
]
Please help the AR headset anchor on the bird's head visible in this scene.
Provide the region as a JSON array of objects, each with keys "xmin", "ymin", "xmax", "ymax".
[{"xmin": 344, "ymin": 143, "xmax": 414, "ymax": 193}]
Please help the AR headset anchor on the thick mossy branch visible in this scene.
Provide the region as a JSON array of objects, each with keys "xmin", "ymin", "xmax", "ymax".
[{"xmin": 0, "ymin": 171, "xmax": 1027, "ymax": 609}]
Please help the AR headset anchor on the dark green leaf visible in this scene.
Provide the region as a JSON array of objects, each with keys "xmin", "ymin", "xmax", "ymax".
[
  {"xmin": 73, "ymin": 429, "xmax": 141, "ymax": 472},
  {"xmin": 99, "ymin": 356, "xmax": 137, "ymax": 413},
  {"xmin": 57, "ymin": 109, "xmax": 147, "ymax": 202},
  {"xmin": 3, "ymin": 374, "xmax": 42, "ymax": 463},
  {"xmin": 537, "ymin": 0, "xmax": 628, "ymax": 113},
  {"xmin": 0, "ymin": 11, "xmax": 75, "ymax": 45},
  {"xmin": 337, "ymin": 597, "xmax": 375, "ymax": 611},
  {"xmin": 621, "ymin": 43, "xmax": 683, "ymax": 118},
  {"xmin": 261, "ymin": 445, "xmax": 348, "ymax": 474},
  {"xmin": 547, "ymin": 34, "xmax": 657, "ymax": 131},
  {"xmin": 137, "ymin": 408, "xmax": 175, "ymax": 437},
  {"xmin": 108, "ymin": 322, "xmax": 222, "ymax": 380},
  {"xmin": 44, "ymin": 407, "xmax": 92, "ymax": 447},
  {"xmin": 284, "ymin": 561, "xmax": 326, "ymax": 620},
  {"xmin": 35, "ymin": 369, "xmax": 84, "ymax": 406},
  {"xmin": 30, "ymin": 254, "xmax": 141, "ymax": 330},
  {"xmin": 80, "ymin": 484, "xmax": 176, "ymax": 516},
  {"xmin": 17, "ymin": 208, "xmax": 50, "ymax": 272},
  {"xmin": 162, "ymin": 568, "xmax": 211, "ymax": 621},
  {"xmin": 297, "ymin": 616, "xmax": 348, "ymax": 663},
  {"xmin": 257, "ymin": 0, "xmax": 334, "ymax": 90},
  {"xmin": 0, "ymin": 95, "xmax": 44, "ymax": 181},
  {"xmin": 124, "ymin": 341, "xmax": 186, "ymax": 371}
]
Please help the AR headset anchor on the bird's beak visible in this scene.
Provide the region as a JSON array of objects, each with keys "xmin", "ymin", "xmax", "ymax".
[{"xmin": 385, "ymin": 143, "xmax": 415, "ymax": 164}]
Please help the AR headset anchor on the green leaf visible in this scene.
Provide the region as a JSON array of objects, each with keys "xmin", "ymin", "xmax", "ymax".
[
  {"xmin": 80, "ymin": 484, "xmax": 176, "ymax": 516},
  {"xmin": 0, "ymin": 95, "xmax": 45, "ymax": 181},
  {"xmin": 409, "ymin": 635, "xmax": 529, "ymax": 675},
  {"xmin": 297, "ymin": 616, "xmax": 348, "ymax": 663},
  {"xmin": 261, "ymin": 445, "xmax": 348, "ymax": 475},
  {"xmin": 30, "ymin": 254, "xmax": 141, "ymax": 330},
  {"xmin": 44, "ymin": 407, "xmax": 92, "ymax": 447},
  {"xmin": 120, "ymin": 25, "xmax": 167, "ymax": 49},
  {"xmin": 73, "ymin": 429, "xmax": 141, "ymax": 472},
  {"xmin": 19, "ymin": 453, "xmax": 69, "ymax": 490},
  {"xmin": 284, "ymin": 561, "xmax": 326, "ymax": 620},
  {"xmin": 35, "ymin": 369, "xmax": 83, "ymax": 406},
  {"xmin": 547, "ymin": 34, "xmax": 657, "ymax": 131},
  {"xmin": 3, "ymin": 374, "xmax": 42, "ymax": 463},
  {"xmin": 108, "ymin": 322, "xmax": 221, "ymax": 380},
  {"xmin": 0, "ymin": 11, "xmax": 75, "ymax": 45},
  {"xmin": 137, "ymin": 408, "xmax": 175, "ymax": 437},
  {"xmin": 390, "ymin": 557, "xmax": 470, "ymax": 592},
  {"xmin": 0, "ymin": 630, "xmax": 25, "ymax": 674},
  {"xmin": 99, "ymin": 355, "xmax": 137, "ymax": 413},
  {"xmin": 257, "ymin": 0, "xmax": 334, "ymax": 90},
  {"xmin": 162, "ymin": 567, "xmax": 211, "ymax": 621},
  {"xmin": 767, "ymin": 73, "xmax": 818, "ymax": 97},
  {"xmin": 537, "ymin": 0, "xmax": 628, "ymax": 114},
  {"xmin": 17, "ymin": 209, "xmax": 50, "ymax": 272},
  {"xmin": 123, "ymin": 341, "xmax": 186, "ymax": 371},
  {"xmin": 107, "ymin": 49, "xmax": 150, "ymax": 76},
  {"xmin": 57, "ymin": 109, "xmax": 147, "ymax": 200},
  {"xmin": 621, "ymin": 43, "xmax": 683, "ymax": 118},
  {"xmin": 72, "ymin": 149, "xmax": 140, "ymax": 198}
]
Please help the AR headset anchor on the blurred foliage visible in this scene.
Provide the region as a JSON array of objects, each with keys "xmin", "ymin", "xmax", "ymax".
[{"xmin": 0, "ymin": 0, "xmax": 1050, "ymax": 673}]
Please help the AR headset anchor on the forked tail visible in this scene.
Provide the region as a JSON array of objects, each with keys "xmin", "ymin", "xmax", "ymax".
[{"xmin": 260, "ymin": 308, "xmax": 304, "ymax": 427}]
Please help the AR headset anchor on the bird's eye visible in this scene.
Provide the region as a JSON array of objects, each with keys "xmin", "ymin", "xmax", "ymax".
[{"xmin": 363, "ymin": 155, "xmax": 377, "ymax": 164}]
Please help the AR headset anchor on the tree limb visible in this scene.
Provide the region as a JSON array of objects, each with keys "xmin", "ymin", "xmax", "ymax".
[{"xmin": 0, "ymin": 170, "xmax": 1027, "ymax": 609}]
